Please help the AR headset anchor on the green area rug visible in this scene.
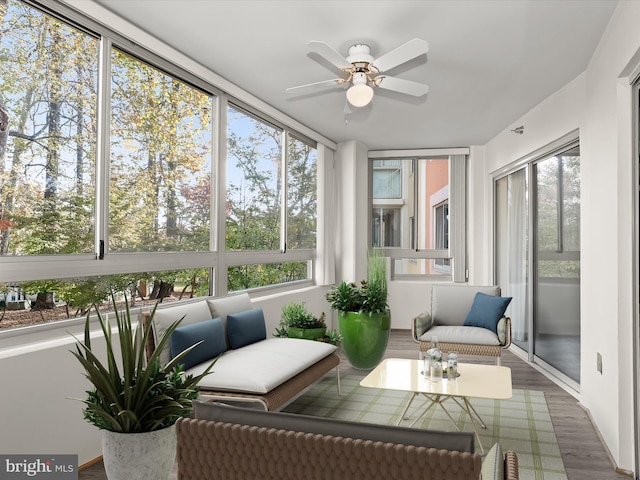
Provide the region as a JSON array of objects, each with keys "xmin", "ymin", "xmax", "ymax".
[{"xmin": 283, "ymin": 373, "xmax": 567, "ymax": 480}]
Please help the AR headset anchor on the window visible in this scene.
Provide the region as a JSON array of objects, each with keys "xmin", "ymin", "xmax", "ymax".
[
  {"xmin": 372, "ymin": 160, "xmax": 403, "ymax": 199},
  {"xmin": 109, "ymin": 49, "xmax": 213, "ymax": 253},
  {"xmin": 0, "ymin": 0, "xmax": 99, "ymax": 257},
  {"xmin": 0, "ymin": 1, "xmax": 320, "ymax": 329},
  {"xmin": 433, "ymin": 201, "xmax": 450, "ymax": 270},
  {"xmin": 369, "ymin": 152, "xmax": 466, "ymax": 279},
  {"xmin": 226, "ymin": 105, "xmax": 281, "ymax": 252},
  {"xmin": 287, "ymin": 135, "xmax": 317, "ymax": 250},
  {"xmin": 226, "ymin": 104, "xmax": 317, "ymax": 292},
  {"xmin": 372, "ymin": 207, "xmax": 401, "ymax": 247},
  {"xmin": 0, "ymin": 269, "xmax": 209, "ymax": 329}
]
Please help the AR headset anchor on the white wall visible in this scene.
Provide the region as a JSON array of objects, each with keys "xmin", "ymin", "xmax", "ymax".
[
  {"xmin": 335, "ymin": 141, "xmax": 369, "ymax": 284},
  {"xmin": 0, "ymin": 322, "xmax": 103, "ymax": 466},
  {"xmin": 475, "ymin": 1, "xmax": 640, "ymax": 471},
  {"xmin": 583, "ymin": 1, "xmax": 640, "ymax": 470}
]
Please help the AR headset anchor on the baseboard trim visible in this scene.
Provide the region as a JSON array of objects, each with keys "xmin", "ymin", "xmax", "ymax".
[
  {"xmin": 615, "ymin": 467, "xmax": 635, "ymax": 477},
  {"xmin": 578, "ymin": 403, "xmax": 635, "ymax": 478},
  {"xmin": 79, "ymin": 456, "xmax": 102, "ymax": 471}
]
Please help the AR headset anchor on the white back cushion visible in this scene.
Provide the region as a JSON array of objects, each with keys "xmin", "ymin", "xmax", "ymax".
[
  {"xmin": 152, "ymin": 301, "xmax": 213, "ymax": 366},
  {"xmin": 207, "ymin": 293, "xmax": 253, "ymax": 345},
  {"xmin": 431, "ymin": 284, "xmax": 500, "ymax": 326}
]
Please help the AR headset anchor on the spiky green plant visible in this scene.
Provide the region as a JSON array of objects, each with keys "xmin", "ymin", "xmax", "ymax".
[
  {"xmin": 321, "ymin": 329, "xmax": 343, "ymax": 346},
  {"xmin": 362, "ymin": 249, "xmax": 389, "ymax": 314},
  {"xmin": 326, "ymin": 249, "xmax": 388, "ymax": 314},
  {"xmin": 70, "ymin": 294, "xmax": 216, "ymax": 433}
]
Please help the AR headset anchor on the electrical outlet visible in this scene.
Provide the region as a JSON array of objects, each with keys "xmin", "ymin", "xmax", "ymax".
[{"xmin": 597, "ymin": 352, "xmax": 602, "ymax": 374}]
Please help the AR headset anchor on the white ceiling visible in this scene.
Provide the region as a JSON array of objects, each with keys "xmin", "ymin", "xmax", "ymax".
[{"xmin": 93, "ymin": 0, "xmax": 617, "ymax": 150}]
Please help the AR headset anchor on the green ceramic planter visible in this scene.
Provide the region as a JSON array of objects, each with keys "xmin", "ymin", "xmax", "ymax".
[
  {"xmin": 287, "ymin": 326, "xmax": 327, "ymax": 340},
  {"xmin": 338, "ymin": 310, "xmax": 391, "ymax": 369}
]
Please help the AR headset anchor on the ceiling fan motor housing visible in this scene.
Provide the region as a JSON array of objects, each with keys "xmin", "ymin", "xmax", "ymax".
[{"xmin": 347, "ymin": 44, "xmax": 374, "ymax": 66}]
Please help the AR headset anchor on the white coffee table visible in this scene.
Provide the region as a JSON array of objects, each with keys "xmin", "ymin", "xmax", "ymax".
[{"xmin": 360, "ymin": 358, "xmax": 512, "ymax": 453}]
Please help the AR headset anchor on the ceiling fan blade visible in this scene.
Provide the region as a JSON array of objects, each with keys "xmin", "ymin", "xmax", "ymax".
[
  {"xmin": 308, "ymin": 41, "xmax": 353, "ymax": 70},
  {"xmin": 373, "ymin": 38, "xmax": 428, "ymax": 73},
  {"xmin": 285, "ymin": 78, "xmax": 345, "ymax": 94},
  {"xmin": 375, "ymin": 76, "xmax": 429, "ymax": 97}
]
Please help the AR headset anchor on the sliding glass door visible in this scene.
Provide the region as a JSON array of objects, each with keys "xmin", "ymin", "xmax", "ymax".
[
  {"xmin": 495, "ymin": 139, "xmax": 581, "ymax": 386},
  {"xmin": 534, "ymin": 150, "xmax": 581, "ymax": 382}
]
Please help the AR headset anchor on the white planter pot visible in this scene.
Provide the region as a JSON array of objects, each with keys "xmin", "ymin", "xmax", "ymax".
[{"xmin": 101, "ymin": 425, "xmax": 176, "ymax": 480}]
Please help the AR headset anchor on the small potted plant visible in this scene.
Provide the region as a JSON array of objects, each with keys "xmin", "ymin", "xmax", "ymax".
[
  {"xmin": 326, "ymin": 249, "xmax": 390, "ymax": 369},
  {"xmin": 70, "ymin": 294, "xmax": 216, "ymax": 480},
  {"xmin": 274, "ymin": 301, "xmax": 342, "ymax": 345},
  {"xmin": 277, "ymin": 301, "xmax": 327, "ymax": 340}
]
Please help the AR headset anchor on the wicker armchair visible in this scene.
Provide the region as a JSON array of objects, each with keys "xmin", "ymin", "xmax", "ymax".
[{"xmin": 411, "ymin": 284, "xmax": 512, "ymax": 365}]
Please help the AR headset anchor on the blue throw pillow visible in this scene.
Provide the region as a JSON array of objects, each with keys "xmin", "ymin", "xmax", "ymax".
[
  {"xmin": 463, "ymin": 293, "xmax": 512, "ymax": 334},
  {"xmin": 170, "ymin": 318, "xmax": 226, "ymax": 370},
  {"xmin": 226, "ymin": 307, "xmax": 267, "ymax": 349}
]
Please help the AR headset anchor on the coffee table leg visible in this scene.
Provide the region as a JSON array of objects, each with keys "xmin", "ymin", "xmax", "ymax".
[
  {"xmin": 406, "ymin": 393, "xmax": 439, "ymax": 428},
  {"xmin": 452, "ymin": 397, "xmax": 487, "ymax": 429},
  {"xmin": 462, "ymin": 397, "xmax": 485, "ymax": 454},
  {"xmin": 396, "ymin": 392, "xmax": 418, "ymax": 426},
  {"xmin": 436, "ymin": 399, "xmax": 461, "ymax": 429}
]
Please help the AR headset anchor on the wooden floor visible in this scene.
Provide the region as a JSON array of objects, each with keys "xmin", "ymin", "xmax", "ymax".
[{"xmin": 80, "ymin": 330, "xmax": 631, "ymax": 480}]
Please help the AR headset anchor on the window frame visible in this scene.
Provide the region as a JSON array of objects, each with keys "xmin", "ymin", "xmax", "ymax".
[
  {"xmin": 222, "ymin": 101, "xmax": 318, "ymax": 296},
  {"xmin": 368, "ymin": 148, "xmax": 468, "ymax": 281},
  {"xmin": 0, "ymin": 0, "xmax": 323, "ymax": 334}
]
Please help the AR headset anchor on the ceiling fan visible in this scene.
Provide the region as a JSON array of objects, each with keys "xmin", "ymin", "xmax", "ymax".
[{"xmin": 286, "ymin": 38, "xmax": 429, "ymax": 108}]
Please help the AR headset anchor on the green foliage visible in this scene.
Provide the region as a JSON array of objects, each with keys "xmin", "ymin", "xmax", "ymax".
[
  {"xmin": 275, "ymin": 301, "xmax": 341, "ymax": 345},
  {"xmin": 279, "ymin": 302, "xmax": 325, "ymax": 329},
  {"xmin": 326, "ymin": 250, "xmax": 389, "ymax": 314},
  {"xmin": 325, "ymin": 281, "xmax": 363, "ymax": 312},
  {"xmin": 272, "ymin": 326, "xmax": 289, "ymax": 338},
  {"xmin": 319, "ymin": 329, "xmax": 343, "ymax": 346},
  {"xmin": 362, "ymin": 249, "xmax": 389, "ymax": 314},
  {"xmin": 70, "ymin": 294, "xmax": 216, "ymax": 433},
  {"xmin": 227, "ymin": 262, "xmax": 307, "ymax": 293}
]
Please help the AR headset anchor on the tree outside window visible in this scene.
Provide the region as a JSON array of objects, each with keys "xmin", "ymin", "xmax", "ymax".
[{"xmin": 226, "ymin": 105, "xmax": 316, "ymax": 291}]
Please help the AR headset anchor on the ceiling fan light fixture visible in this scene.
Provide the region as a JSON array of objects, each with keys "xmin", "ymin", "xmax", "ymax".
[
  {"xmin": 346, "ymin": 72, "xmax": 374, "ymax": 107},
  {"xmin": 346, "ymin": 83, "xmax": 374, "ymax": 107}
]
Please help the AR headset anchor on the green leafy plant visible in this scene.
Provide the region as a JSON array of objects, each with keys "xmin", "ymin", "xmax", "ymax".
[
  {"xmin": 326, "ymin": 250, "xmax": 389, "ymax": 314},
  {"xmin": 274, "ymin": 301, "xmax": 341, "ymax": 345},
  {"xmin": 279, "ymin": 301, "xmax": 326, "ymax": 329},
  {"xmin": 70, "ymin": 294, "xmax": 216, "ymax": 433},
  {"xmin": 321, "ymin": 329, "xmax": 343, "ymax": 346}
]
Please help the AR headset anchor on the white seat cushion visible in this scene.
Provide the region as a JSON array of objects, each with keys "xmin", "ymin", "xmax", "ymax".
[
  {"xmin": 186, "ymin": 338, "xmax": 337, "ymax": 394},
  {"xmin": 419, "ymin": 325, "xmax": 501, "ymax": 346}
]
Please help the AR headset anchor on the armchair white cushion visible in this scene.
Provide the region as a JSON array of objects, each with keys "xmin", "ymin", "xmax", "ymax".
[{"xmin": 412, "ymin": 284, "xmax": 512, "ymax": 364}]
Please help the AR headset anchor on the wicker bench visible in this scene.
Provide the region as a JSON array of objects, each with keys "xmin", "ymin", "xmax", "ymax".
[
  {"xmin": 176, "ymin": 401, "xmax": 520, "ymax": 480},
  {"xmin": 142, "ymin": 294, "xmax": 340, "ymax": 411}
]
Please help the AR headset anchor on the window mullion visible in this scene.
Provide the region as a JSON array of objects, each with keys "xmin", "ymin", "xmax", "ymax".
[
  {"xmin": 281, "ymin": 130, "xmax": 288, "ymax": 253},
  {"xmin": 557, "ymin": 156, "xmax": 564, "ymax": 253},
  {"xmin": 412, "ymin": 158, "xmax": 419, "ymax": 250},
  {"xmin": 95, "ymin": 36, "xmax": 112, "ymax": 260}
]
